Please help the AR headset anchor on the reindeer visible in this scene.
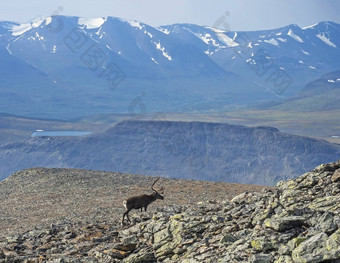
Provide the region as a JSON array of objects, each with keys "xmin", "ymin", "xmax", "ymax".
[{"xmin": 122, "ymin": 177, "xmax": 164, "ymax": 225}]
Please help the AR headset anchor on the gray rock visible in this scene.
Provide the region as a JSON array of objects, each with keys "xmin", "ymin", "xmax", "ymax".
[
  {"xmin": 250, "ymin": 237, "xmax": 276, "ymax": 252},
  {"xmin": 312, "ymin": 212, "xmax": 337, "ymax": 235},
  {"xmin": 123, "ymin": 250, "xmax": 155, "ymax": 263},
  {"xmin": 331, "ymin": 169, "xmax": 340, "ymax": 182},
  {"xmin": 249, "ymin": 253, "xmax": 273, "ymax": 263},
  {"xmin": 292, "ymin": 233, "xmax": 328, "ymax": 263},
  {"xmin": 264, "ymin": 216, "xmax": 305, "ymax": 231},
  {"xmin": 274, "ymin": 256, "xmax": 294, "ymax": 263}
]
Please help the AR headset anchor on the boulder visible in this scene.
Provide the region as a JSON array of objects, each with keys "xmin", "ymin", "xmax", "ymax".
[{"xmin": 264, "ymin": 216, "xmax": 305, "ymax": 231}]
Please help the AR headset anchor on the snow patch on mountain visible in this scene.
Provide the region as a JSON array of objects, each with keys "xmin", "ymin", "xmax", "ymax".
[
  {"xmin": 198, "ymin": 33, "xmax": 219, "ymax": 47},
  {"xmin": 31, "ymin": 18, "xmax": 45, "ymax": 28},
  {"xmin": 6, "ymin": 43, "xmax": 12, "ymax": 54},
  {"xmin": 78, "ymin": 17, "xmax": 106, "ymax": 29},
  {"xmin": 45, "ymin": 17, "xmax": 52, "ymax": 26},
  {"xmin": 151, "ymin": 57, "xmax": 159, "ymax": 64},
  {"xmin": 233, "ymin": 32, "xmax": 238, "ymax": 40},
  {"xmin": 154, "ymin": 42, "xmax": 172, "ymax": 60},
  {"xmin": 301, "ymin": 50, "xmax": 310, "ymax": 55},
  {"xmin": 204, "ymin": 50, "xmax": 214, "ymax": 55},
  {"xmin": 206, "ymin": 27, "xmax": 239, "ymax": 47},
  {"xmin": 287, "ymin": 29, "xmax": 303, "ymax": 43},
  {"xmin": 215, "ymin": 32, "xmax": 239, "ymax": 47},
  {"xmin": 316, "ymin": 33, "xmax": 336, "ymax": 48},
  {"xmin": 328, "ymin": 78, "xmax": 340, "ymax": 83},
  {"xmin": 302, "ymin": 23, "xmax": 319, "ymax": 30},
  {"xmin": 327, "ymin": 78, "xmax": 340, "ymax": 83},
  {"xmin": 145, "ymin": 31, "xmax": 153, "ymax": 38},
  {"xmin": 277, "ymin": 38, "xmax": 287, "ymax": 42},
  {"xmin": 128, "ymin": 20, "xmax": 144, "ymax": 30},
  {"xmin": 157, "ymin": 28, "xmax": 170, "ymax": 34},
  {"xmin": 206, "ymin": 27, "xmax": 226, "ymax": 33},
  {"xmin": 264, "ymin": 38, "xmax": 279, "ymax": 46},
  {"xmin": 35, "ymin": 32, "xmax": 44, "ymax": 41},
  {"xmin": 11, "ymin": 23, "xmax": 32, "ymax": 36},
  {"xmin": 95, "ymin": 27, "xmax": 104, "ymax": 37}
]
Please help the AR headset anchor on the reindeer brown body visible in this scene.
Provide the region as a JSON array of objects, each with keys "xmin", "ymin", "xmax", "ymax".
[{"xmin": 122, "ymin": 178, "xmax": 164, "ymax": 225}]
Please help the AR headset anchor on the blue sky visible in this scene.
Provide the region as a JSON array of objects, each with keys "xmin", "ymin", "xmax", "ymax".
[{"xmin": 1, "ymin": 0, "xmax": 340, "ymax": 31}]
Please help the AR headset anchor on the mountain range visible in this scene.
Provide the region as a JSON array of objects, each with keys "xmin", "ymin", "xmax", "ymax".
[
  {"xmin": 0, "ymin": 16, "xmax": 339, "ymax": 119},
  {"xmin": 0, "ymin": 120, "xmax": 339, "ymax": 185}
]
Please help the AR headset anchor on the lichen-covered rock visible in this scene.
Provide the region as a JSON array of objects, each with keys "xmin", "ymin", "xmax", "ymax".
[
  {"xmin": 309, "ymin": 212, "xmax": 338, "ymax": 235},
  {"xmin": 249, "ymin": 253, "xmax": 273, "ymax": 263},
  {"xmin": 325, "ymin": 229, "xmax": 340, "ymax": 260},
  {"xmin": 274, "ymin": 256, "xmax": 294, "ymax": 263},
  {"xmin": 331, "ymin": 169, "xmax": 340, "ymax": 182},
  {"xmin": 123, "ymin": 250, "xmax": 155, "ymax": 263},
  {"xmin": 250, "ymin": 237, "xmax": 276, "ymax": 252},
  {"xmin": 264, "ymin": 216, "xmax": 305, "ymax": 231},
  {"xmin": 291, "ymin": 231, "xmax": 340, "ymax": 263}
]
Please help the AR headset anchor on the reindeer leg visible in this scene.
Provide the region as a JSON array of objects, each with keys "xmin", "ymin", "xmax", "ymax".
[
  {"xmin": 122, "ymin": 209, "xmax": 132, "ymax": 225},
  {"xmin": 122, "ymin": 213, "xmax": 126, "ymax": 225},
  {"xmin": 126, "ymin": 211, "xmax": 131, "ymax": 224},
  {"xmin": 122, "ymin": 211, "xmax": 127, "ymax": 225}
]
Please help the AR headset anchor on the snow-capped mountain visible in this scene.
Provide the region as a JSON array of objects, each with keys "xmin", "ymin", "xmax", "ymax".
[
  {"xmin": 160, "ymin": 22, "xmax": 340, "ymax": 94},
  {"xmin": 0, "ymin": 16, "xmax": 339, "ymax": 119}
]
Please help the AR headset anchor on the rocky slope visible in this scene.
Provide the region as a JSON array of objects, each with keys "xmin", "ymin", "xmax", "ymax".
[
  {"xmin": 0, "ymin": 167, "xmax": 269, "ymax": 238},
  {"xmin": 1, "ymin": 160, "xmax": 340, "ymax": 262}
]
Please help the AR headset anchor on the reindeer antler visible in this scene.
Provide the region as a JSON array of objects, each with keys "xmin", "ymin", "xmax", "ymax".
[{"xmin": 151, "ymin": 177, "xmax": 164, "ymax": 193}]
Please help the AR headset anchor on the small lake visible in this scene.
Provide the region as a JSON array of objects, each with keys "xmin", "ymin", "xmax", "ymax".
[{"xmin": 31, "ymin": 131, "xmax": 92, "ymax": 137}]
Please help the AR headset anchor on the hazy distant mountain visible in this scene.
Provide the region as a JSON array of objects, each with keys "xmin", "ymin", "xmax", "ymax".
[
  {"xmin": 0, "ymin": 120, "xmax": 339, "ymax": 185},
  {"xmin": 0, "ymin": 17, "xmax": 339, "ymax": 119},
  {"xmin": 0, "ymin": 44, "xmax": 61, "ymax": 115},
  {"xmin": 268, "ymin": 70, "xmax": 340, "ymax": 111}
]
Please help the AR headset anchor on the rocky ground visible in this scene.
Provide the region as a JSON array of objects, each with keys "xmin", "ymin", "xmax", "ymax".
[
  {"xmin": 0, "ymin": 168, "xmax": 268, "ymax": 239},
  {"xmin": 0, "ymin": 161, "xmax": 340, "ymax": 262}
]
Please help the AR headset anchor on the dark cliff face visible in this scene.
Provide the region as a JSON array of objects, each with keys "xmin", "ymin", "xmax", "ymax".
[{"xmin": 1, "ymin": 120, "xmax": 340, "ymax": 185}]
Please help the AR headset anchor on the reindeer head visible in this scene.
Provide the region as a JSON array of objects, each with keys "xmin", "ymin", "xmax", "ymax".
[{"xmin": 151, "ymin": 177, "xmax": 164, "ymax": 200}]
